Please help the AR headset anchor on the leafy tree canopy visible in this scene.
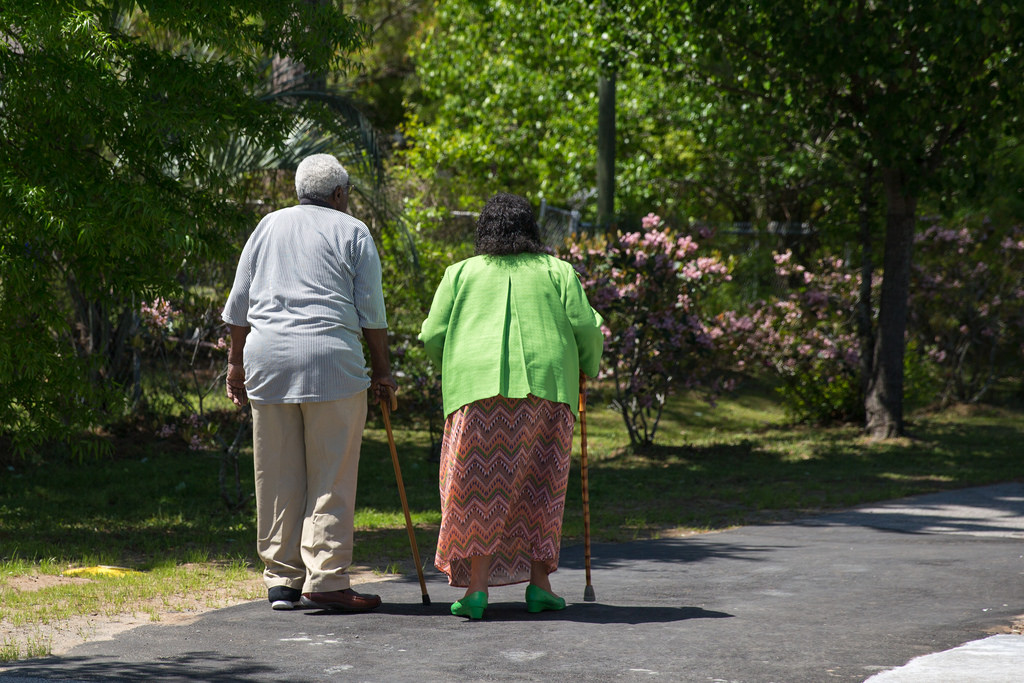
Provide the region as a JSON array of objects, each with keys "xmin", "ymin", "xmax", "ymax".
[
  {"xmin": 0, "ymin": 1, "xmax": 367, "ymax": 453},
  {"xmin": 399, "ymin": 0, "xmax": 859, "ymax": 233},
  {"xmin": 669, "ymin": 0, "xmax": 1024, "ymax": 437},
  {"xmin": 399, "ymin": 0, "xmax": 712, "ymax": 219},
  {"xmin": 676, "ymin": 0, "xmax": 1024, "ymax": 194}
]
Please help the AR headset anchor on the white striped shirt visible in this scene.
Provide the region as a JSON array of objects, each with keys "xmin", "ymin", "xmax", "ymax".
[{"xmin": 222, "ymin": 203, "xmax": 388, "ymax": 404}]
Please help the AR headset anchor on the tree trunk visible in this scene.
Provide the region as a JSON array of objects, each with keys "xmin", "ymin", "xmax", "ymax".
[
  {"xmin": 272, "ymin": 0, "xmax": 331, "ymax": 93},
  {"xmin": 596, "ymin": 71, "xmax": 616, "ymax": 231},
  {"xmin": 865, "ymin": 168, "xmax": 916, "ymax": 439}
]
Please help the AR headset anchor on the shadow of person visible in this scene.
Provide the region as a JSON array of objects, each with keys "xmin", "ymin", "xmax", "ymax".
[
  {"xmin": 467, "ymin": 602, "xmax": 732, "ymax": 625},
  {"xmin": 368, "ymin": 600, "xmax": 732, "ymax": 625}
]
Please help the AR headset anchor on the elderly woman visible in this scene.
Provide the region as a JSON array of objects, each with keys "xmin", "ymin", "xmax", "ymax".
[
  {"xmin": 223, "ymin": 153, "xmax": 396, "ymax": 613},
  {"xmin": 419, "ymin": 192, "xmax": 604, "ymax": 619}
]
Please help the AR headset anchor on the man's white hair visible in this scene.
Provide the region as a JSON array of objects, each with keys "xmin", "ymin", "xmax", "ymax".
[{"xmin": 295, "ymin": 154, "xmax": 349, "ymax": 201}]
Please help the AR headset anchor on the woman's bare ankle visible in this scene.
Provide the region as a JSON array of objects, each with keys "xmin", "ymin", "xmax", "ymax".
[{"xmin": 529, "ymin": 565, "xmax": 553, "ymax": 593}]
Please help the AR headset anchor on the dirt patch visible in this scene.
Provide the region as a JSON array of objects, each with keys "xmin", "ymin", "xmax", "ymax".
[
  {"xmin": 982, "ymin": 615, "xmax": 1024, "ymax": 636},
  {"xmin": 5, "ymin": 611, "xmax": 194, "ymax": 659},
  {"xmin": 1, "ymin": 568, "xmax": 395, "ymax": 660},
  {"xmin": 6, "ymin": 574, "xmax": 93, "ymax": 592}
]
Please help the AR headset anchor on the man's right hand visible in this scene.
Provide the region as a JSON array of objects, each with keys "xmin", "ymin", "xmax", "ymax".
[
  {"xmin": 226, "ymin": 362, "xmax": 248, "ymax": 407},
  {"xmin": 371, "ymin": 373, "xmax": 398, "ymax": 408}
]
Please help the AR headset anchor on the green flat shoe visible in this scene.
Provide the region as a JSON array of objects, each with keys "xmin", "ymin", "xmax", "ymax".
[
  {"xmin": 525, "ymin": 584, "xmax": 566, "ymax": 613},
  {"xmin": 451, "ymin": 591, "xmax": 488, "ymax": 619}
]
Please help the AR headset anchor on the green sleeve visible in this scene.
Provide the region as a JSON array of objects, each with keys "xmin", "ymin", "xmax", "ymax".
[
  {"xmin": 563, "ymin": 269, "xmax": 605, "ymax": 378},
  {"xmin": 418, "ymin": 269, "xmax": 454, "ymax": 367}
]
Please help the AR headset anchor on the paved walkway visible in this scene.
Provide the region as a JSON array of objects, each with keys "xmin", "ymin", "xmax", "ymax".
[{"xmin": 2, "ymin": 483, "xmax": 1023, "ymax": 682}]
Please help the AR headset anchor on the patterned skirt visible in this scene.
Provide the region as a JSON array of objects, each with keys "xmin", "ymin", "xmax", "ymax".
[{"xmin": 435, "ymin": 394, "xmax": 575, "ymax": 587}]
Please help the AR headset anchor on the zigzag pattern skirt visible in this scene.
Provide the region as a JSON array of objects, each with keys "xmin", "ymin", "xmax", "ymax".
[{"xmin": 435, "ymin": 394, "xmax": 575, "ymax": 587}]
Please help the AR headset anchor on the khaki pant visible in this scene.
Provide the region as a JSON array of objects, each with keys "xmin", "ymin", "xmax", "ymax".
[{"xmin": 252, "ymin": 392, "xmax": 367, "ymax": 593}]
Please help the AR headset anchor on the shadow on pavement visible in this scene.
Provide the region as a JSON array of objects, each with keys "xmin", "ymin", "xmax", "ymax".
[
  {"xmin": 795, "ymin": 482, "xmax": 1024, "ymax": 536},
  {"xmin": 559, "ymin": 536, "xmax": 794, "ymax": 572},
  {"xmin": 1, "ymin": 651, "xmax": 274, "ymax": 682},
  {"xmin": 368, "ymin": 601, "xmax": 733, "ymax": 625}
]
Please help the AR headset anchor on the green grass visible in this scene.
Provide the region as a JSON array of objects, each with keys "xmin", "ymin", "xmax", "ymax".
[
  {"xmin": 2, "ymin": 383, "xmax": 1023, "ymax": 660},
  {"xmin": 564, "ymin": 385, "xmax": 1024, "ymax": 540}
]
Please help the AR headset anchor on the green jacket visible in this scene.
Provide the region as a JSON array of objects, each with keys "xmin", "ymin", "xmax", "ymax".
[{"xmin": 419, "ymin": 253, "xmax": 604, "ymax": 418}]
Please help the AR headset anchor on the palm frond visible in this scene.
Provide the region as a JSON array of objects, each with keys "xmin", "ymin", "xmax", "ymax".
[{"xmin": 205, "ymin": 77, "xmax": 419, "ymax": 272}]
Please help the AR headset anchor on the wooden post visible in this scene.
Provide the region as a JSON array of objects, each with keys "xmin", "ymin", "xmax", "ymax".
[{"xmin": 597, "ymin": 71, "xmax": 616, "ymax": 232}]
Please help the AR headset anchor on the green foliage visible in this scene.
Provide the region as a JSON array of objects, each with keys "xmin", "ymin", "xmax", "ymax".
[
  {"xmin": 398, "ymin": 0, "xmax": 859, "ymax": 233},
  {"xmin": 401, "ymin": 1, "xmax": 597, "ymax": 206},
  {"xmin": 0, "ymin": 2, "xmax": 367, "ymax": 454},
  {"xmin": 400, "ymin": 0, "xmax": 728, "ymax": 220},
  {"xmin": 344, "ymin": 0, "xmax": 432, "ymax": 133},
  {"xmin": 375, "ymin": 193, "xmax": 475, "ymax": 449},
  {"xmin": 674, "ymin": 0, "xmax": 1024, "ymax": 436},
  {"xmin": 683, "ymin": 1, "xmax": 1024, "ymax": 180}
]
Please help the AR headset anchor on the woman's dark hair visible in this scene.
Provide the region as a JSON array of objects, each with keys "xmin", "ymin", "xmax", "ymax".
[{"xmin": 474, "ymin": 193, "xmax": 544, "ymax": 256}]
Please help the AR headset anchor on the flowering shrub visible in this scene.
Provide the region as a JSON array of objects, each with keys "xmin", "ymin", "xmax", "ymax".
[
  {"xmin": 715, "ymin": 219, "xmax": 1024, "ymax": 422},
  {"xmin": 139, "ymin": 298, "xmax": 177, "ymax": 334},
  {"xmin": 715, "ymin": 251, "xmax": 867, "ymax": 422},
  {"xmin": 136, "ymin": 293, "xmax": 254, "ymax": 509},
  {"xmin": 157, "ymin": 412, "xmax": 217, "ymax": 451},
  {"xmin": 139, "ymin": 294, "xmax": 231, "ymax": 446},
  {"xmin": 560, "ymin": 215, "xmax": 732, "ymax": 446},
  {"xmin": 909, "ymin": 220, "xmax": 1024, "ymax": 404}
]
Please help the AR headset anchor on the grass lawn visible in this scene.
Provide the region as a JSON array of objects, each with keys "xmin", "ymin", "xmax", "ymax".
[{"xmin": 2, "ymin": 381, "xmax": 1022, "ymax": 659}]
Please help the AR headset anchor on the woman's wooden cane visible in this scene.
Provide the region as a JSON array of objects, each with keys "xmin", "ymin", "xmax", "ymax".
[
  {"xmin": 380, "ymin": 387, "xmax": 431, "ymax": 605},
  {"xmin": 580, "ymin": 376, "xmax": 595, "ymax": 602}
]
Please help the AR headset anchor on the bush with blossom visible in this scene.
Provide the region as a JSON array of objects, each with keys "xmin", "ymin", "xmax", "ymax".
[
  {"xmin": 157, "ymin": 412, "xmax": 215, "ymax": 451},
  {"xmin": 909, "ymin": 220, "xmax": 1024, "ymax": 404},
  {"xmin": 139, "ymin": 298, "xmax": 177, "ymax": 334},
  {"xmin": 559, "ymin": 213, "xmax": 733, "ymax": 446},
  {"xmin": 137, "ymin": 292, "xmax": 253, "ymax": 508},
  {"xmin": 715, "ymin": 218, "xmax": 1024, "ymax": 422},
  {"xmin": 715, "ymin": 250, "xmax": 868, "ymax": 422},
  {"xmin": 139, "ymin": 294, "xmax": 233, "ymax": 451}
]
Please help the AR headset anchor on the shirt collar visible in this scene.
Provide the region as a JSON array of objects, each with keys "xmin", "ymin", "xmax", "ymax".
[{"xmin": 299, "ymin": 198, "xmax": 334, "ymax": 209}]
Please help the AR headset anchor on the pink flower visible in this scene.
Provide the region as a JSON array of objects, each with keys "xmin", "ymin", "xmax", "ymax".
[
  {"xmin": 140, "ymin": 298, "xmax": 176, "ymax": 331},
  {"xmin": 674, "ymin": 236, "xmax": 698, "ymax": 259},
  {"xmin": 620, "ymin": 232, "xmax": 641, "ymax": 247}
]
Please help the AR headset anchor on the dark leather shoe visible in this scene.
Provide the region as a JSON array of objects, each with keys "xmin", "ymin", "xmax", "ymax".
[{"xmin": 300, "ymin": 589, "xmax": 382, "ymax": 613}]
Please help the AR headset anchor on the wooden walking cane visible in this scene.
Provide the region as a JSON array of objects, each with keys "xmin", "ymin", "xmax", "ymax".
[
  {"xmin": 380, "ymin": 387, "xmax": 431, "ymax": 605},
  {"xmin": 580, "ymin": 375, "xmax": 596, "ymax": 602}
]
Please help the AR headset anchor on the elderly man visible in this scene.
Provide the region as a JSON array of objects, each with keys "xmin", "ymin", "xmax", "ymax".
[{"xmin": 222, "ymin": 153, "xmax": 396, "ymax": 612}]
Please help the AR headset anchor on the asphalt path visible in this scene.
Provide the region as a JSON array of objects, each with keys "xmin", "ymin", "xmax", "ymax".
[{"xmin": 2, "ymin": 483, "xmax": 1023, "ymax": 682}]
